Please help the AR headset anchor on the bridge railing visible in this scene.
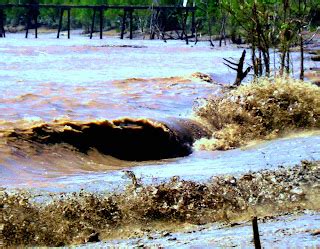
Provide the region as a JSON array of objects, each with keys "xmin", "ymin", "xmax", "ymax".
[{"xmin": 0, "ymin": 4, "xmax": 196, "ymax": 43}]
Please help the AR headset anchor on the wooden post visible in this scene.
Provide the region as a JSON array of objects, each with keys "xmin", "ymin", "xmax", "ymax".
[
  {"xmin": 252, "ymin": 217, "xmax": 262, "ymax": 249},
  {"xmin": 120, "ymin": 9, "xmax": 127, "ymax": 39},
  {"xmin": 67, "ymin": 8, "xmax": 71, "ymax": 39},
  {"xmin": 0, "ymin": 8, "xmax": 5, "ymax": 38},
  {"xmin": 129, "ymin": 9, "xmax": 133, "ymax": 40},
  {"xmin": 57, "ymin": 8, "xmax": 64, "ymax": 39},
  {"xmin": 35, "ymin": 9, "xmax": 38, "ymax": 39},
  {"xmin": 25, "ymin": 22, "xmax": 29, "ymax": 38},
  {"xmin": 99, "ymin": 7, "xmax": 104, "ymax": 39},
  {"xmin": 90, "ymin": 7, "xmax": 96, "ymax": 39},
  {"xmin": 25, "ymin": 5, "xmax": 39, "ymax": 39},
  {"xmin": 185, "ymin": 9, "xmax": 189, "ymax": 45},
  {"xmin": 191, "ymin": 10, "xmax": 195, "ymax": 37},
  {"xmin": 25, "ymin": 6, "xmax": 30, "ymax": 38},
  {"xmin": 0, "ymin": 4, "xmax": 197, "ymax": 41},
  {"xmin": 180, "ymin": 9, "xmax": 184, "ymax": 40}
]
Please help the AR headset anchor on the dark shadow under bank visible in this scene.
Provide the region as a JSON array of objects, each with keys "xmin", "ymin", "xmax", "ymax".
[{"xmin": 7, "ymin": 117, "xmax": 209, "ymax": 161}]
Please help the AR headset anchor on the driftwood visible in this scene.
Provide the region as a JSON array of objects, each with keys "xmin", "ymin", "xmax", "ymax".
[{"xmin": 223, "ymin": 49, "xmax": 251, "ymax": 86}]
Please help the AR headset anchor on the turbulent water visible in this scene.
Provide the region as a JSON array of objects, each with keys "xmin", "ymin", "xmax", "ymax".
[
  {"xmin": 0, "ymin": 32, "xmax": 230, "ymax": 189},
  {"xmin": 0, "ymin": 32, "xmax": 320, "ymax": 190},
  {"xmin": 1, "ymin": 34, "xmax": 319, "ymax": 189},
  {"xmin": 1, "ymin": 32, "xmax": 320, "ymax": 247}
]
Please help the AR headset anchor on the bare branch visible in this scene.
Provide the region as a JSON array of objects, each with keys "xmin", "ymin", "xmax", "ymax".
[
  {"xmin": 223, "ymin": 58, "xmax": 239, "ymax": 66},
  {"xmin": 223, "ymin": 63, "xmax": 238, "ymax": 71}
]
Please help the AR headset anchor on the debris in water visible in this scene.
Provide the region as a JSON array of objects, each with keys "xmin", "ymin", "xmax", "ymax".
[{"xmin": 191, "ymin": 72, "xmax": 215, "ymax": 83}]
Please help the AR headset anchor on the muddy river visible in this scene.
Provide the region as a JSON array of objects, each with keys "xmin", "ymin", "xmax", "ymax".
[{"xmin": 0, "ymin": 32, "xmax": 319, "ymax": 247}]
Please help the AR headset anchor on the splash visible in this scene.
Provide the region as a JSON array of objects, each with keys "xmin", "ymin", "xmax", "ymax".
[
  {"xmin": 194, "ymin": 77, "xmax": 320, "ymax": 150},
  {"xmin": 1, "ymin": 160, "xmax": 319, "ymax": 246}
]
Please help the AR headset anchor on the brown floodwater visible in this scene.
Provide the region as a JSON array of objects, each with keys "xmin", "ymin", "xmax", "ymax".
[
  {"xmin": 0, "ymin": 33, "xmax": 227, "ymax": 189},
  {"xmin": 1, "ymin": 32, "xmax": 320, "ymax": 191},
  {"xmin": 1, "ymin": 32, "xmax": 320, "ymax": 247}
]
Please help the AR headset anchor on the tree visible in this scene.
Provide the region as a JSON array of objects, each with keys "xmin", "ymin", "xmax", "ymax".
[{"xmin": 221, "ymin": 0, "xmax": 319, "ymax": 79}]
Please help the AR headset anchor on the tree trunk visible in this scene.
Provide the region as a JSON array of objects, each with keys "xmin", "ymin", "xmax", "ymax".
[
  {"xmin": 286, "ymin": 49, "xmax": 290, "ymax": 74},
  {"xmin": 224, "ymin": 50, "xmax": 251, "ymax": 86},
  {"xmin": 299, "ymin": 0, "xmax": 304, "ymax": 80},
  {"xmin": 219, "ymin": 15, "xmax": 226, "ymax": 47},
  {"xmin": 280, "ymin": 50, "xmax": 286, "ymax": 75}
]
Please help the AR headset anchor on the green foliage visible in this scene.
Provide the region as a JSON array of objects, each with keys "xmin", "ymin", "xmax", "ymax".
[
  {"xmin": 1, "ymin": 0, "xmax": 318, "ymax": 38},
  {"xmin": 1, "ymin": 0, "xmax": 154, "ymax": 29}
]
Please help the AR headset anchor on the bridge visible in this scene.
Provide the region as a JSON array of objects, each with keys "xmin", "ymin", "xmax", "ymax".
[{"xmin": 0, "ymin": 4, "xmax": 196, "ymax": 43}]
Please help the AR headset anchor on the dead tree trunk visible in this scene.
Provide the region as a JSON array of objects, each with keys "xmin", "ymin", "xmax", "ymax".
[
  {"xmin": 251, "ymin": 2, "xmax": 270, "ymax": 76},
  {"xmin": 205, "ymin": 0, "xmax": 214, "ymax": 47},
  {"xmin": 299, "ymin": 28, "xmax": 304, "ymax": 80},
  {"xmin": 224, "ymin": 50, "xmax": 251, "ymax": 86}
]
